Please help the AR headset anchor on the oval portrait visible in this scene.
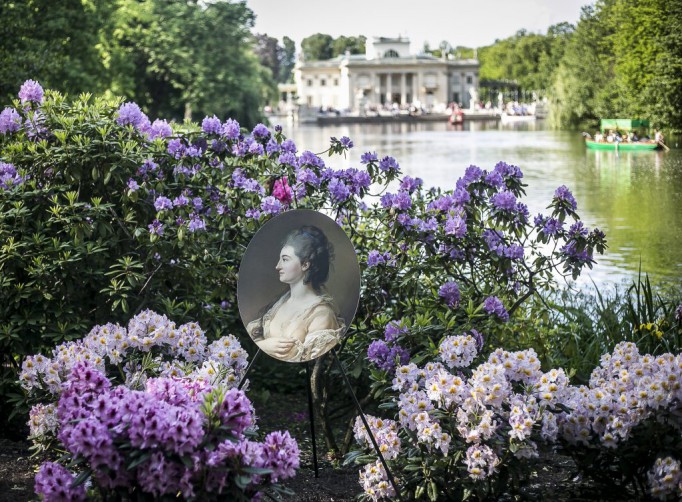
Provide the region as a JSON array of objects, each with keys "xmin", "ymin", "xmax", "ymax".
[{"xmin": 237, "ymin": 209, "xmax": 360, "ymax": 363}]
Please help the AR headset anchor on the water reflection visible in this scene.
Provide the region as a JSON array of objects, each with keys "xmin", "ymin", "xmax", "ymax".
[{"xmin": 278, "ymin": 120, "xmax": 682, "ymax": 290}]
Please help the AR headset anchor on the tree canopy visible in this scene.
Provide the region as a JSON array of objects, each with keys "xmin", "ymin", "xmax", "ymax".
[{"xmin": 0, "ymin": 0, "xmax": 273, "ymax": 127}]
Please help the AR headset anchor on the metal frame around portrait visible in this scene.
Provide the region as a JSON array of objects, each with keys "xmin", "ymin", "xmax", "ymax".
[{"xmin": 237, "ymin": 348, "xmax": 402, "ymax": 500}]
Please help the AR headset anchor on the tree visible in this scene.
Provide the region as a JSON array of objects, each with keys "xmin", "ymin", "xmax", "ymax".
[
  {"xmin": 254, "ymin": 33, "xmax": 282, "ymax": 81},
  {"xmin": 0, "ymin": 0, "xmax": 112, "ymax": 103},
  {"xmin": 279, "ymin": 36, "xmax": 297, "ymax": 83},
  {"xmin": 106, "ymin": 0, "xmax": 270, "ymax": 126},
  {"xmin": 550, "ymin": 4, "xmax": 617, "ymax": 129},
  {"xmin": 641, "ymin": 0, "xmax": 682, "ymax": 130},
  {"xmin": 301, "ymin": 33, "xmax": 333, "ymax": 61},
  {"xmin": 331, "ymin": 35, "xmax": 366, "ymax": 57}
]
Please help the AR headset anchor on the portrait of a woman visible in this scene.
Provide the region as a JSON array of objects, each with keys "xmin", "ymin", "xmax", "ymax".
[{"xmin": 245, "ymin": 225, "xmax": 347, "ymax": 362}]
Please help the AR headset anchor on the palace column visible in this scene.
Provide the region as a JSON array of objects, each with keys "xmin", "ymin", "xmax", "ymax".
[
  {"xmin": 400, "ymin": 73, "xmax": 406, "ymax": 105},
  {"xmin": 386, "ymin": 72, "xmax": 392, "ymax": 103}
]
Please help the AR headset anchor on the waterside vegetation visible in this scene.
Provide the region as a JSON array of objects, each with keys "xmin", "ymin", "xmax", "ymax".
[{"xmin": 1, "ymin": 81, "xmax": 681, "ymax": 500}]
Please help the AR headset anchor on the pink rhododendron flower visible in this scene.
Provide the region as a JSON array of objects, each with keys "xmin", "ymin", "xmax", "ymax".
[{"xmin": 272, "ymin": 176, "xmax": 292, "ymax": 204}]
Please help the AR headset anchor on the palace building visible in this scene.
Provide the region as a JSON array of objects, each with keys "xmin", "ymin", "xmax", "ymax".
[{"xmin": 293, "ymin": 36, "xmax": 480, "ymax": 114}]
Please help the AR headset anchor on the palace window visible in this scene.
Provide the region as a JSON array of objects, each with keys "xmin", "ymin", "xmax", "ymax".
[
  {"xmin": 307, "ymin": 79, "xmax": 313, "ymax": 86},
  {"xmin": 320, "ymin": 79, "xmax": 326, "ymax": 86},
  {"xmin": 383, "ymin": 49, "xmax": 399, "ymax": 58},
  {"xmin": 466, "ymin": 76, "xmax": 473, "ymax": 84}
]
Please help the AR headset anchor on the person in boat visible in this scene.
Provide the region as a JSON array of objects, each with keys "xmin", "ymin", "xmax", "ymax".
[
  {"xmin": 655, "ymin": 129, "xmax": 665, "ymax": 143},
  {"xmin": 594, "ymin": 131, "xmax": 604, "ymax": 142},
  {"xmin": 246, "ymin": 225, "xmax": 346, "ymax": 362}
]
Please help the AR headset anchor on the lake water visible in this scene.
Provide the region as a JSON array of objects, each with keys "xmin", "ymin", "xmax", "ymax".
[{"xmin": 279, "ymin": 119, "xmax": 682, "ymax": 291}]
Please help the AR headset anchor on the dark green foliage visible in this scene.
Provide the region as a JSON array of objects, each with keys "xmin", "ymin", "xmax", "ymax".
[
  {"xmin": 301, "ymin": 33, "xmax": 334, "ymax": 61},
  {"xmin": 527, "ymin": 274, "xmax": 682, "ymax": 384},
  {"xmin": 551, "ymin": 0, "xmax": 682, "ymax": 131},
  {"xmin": 0, "ymin": 0, "xmax": 111, "ymax": 99},
  {"xmin": 331, "ymin": 36, "xmax": 367, "ymax": 57},
  {"xmin": 0, "ymin": 92, "xmax": 243, "ymax": 424},
  {"xmin": 1, "ymin": 0, "xmax": 271, "ymax": 128}
]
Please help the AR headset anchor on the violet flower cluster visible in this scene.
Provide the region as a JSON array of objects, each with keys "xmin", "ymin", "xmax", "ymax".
[
  {"xmin": 34, "ymin": 362, "xmax": 299, "ymax": 500},
  {"xmin": 367, "ymin": 321, "xmax": 410, "ymax": 373},
  {"xmin": 21, "ymin": 310, "xmax": 248, "ymax": 445}
]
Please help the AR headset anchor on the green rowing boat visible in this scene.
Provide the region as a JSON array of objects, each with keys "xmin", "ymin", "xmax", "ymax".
[
  {"xmin": 585, "ymin": 139, "xmax": 660, "ymax": 151},
  {"xmin": 585, "ymin": 118, "xmax": 664, "ymax": 151}
]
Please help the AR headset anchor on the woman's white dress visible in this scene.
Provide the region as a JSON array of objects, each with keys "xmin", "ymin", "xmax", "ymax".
[{"xmin": 246, "ymin": 293, "xmax": 345, "ymax": 362}]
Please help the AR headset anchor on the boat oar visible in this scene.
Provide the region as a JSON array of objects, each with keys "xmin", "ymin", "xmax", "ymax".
[{"xmin": 658, "ymin": 141, "xmax": 670, "ymax": 151}]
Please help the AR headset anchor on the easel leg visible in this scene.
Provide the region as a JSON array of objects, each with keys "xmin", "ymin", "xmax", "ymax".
[
  {"xmin": 305, "ymin": 361, "xmax": 320, "ymax": 478},
  {"xmin": 238, "ymin": 349, "xmax": 261, "ymax": 391},
  {"xmin": 331, "ymin": 351, "xmax": 402, "ymax": 501}
]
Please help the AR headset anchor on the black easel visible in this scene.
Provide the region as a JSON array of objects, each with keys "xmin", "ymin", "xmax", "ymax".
[{"xmin": 237, "ymin": 348, "xmax": 402, "ymax": 499}]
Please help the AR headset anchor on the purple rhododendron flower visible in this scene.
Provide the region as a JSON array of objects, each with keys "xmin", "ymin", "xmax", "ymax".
[
  {"xmin": 361, "ymin": 151, "xmax": 378, "ymax": 164},
  {"xmin": 400, "ymin": 175, "xmax": 423, "ymax": 193},
  {"xmin": 262, "ymin": 431, "xmax": 300, "ymax": 482},
  {"xmin": 148, "ymin": 220, "xmax": 164, "ymax": 235},
  {"xmin": 392, "ymin": 192, "xmax": 412, "ymax": 210},
  {"xmin": 247, "ymin": 139, "xmax": 264, "ymax": 156},
  {"xmin": 266, "ymin": 138, "xmax": 281, "ymax": 155},
  {"xmin": 0, "ymin": 107, "xmax": 22, "ymax": 134},
  {"xmin": 368, "ymin": 340, "xmax": 409, "ymax": 372},
  {"xmin": 456, "ymin": 165, "xmax": 483, "ymax": 189},
  {"xmin": 154, "ymin": 196, "xmax": 173, "ymax": 211},
  {"xmin": 35, "ymin": 462, "xmax": 86, "ymax": 501},
  {"xmin": 378, "ymin": 156, "xmax": 399, "ymax": 173},
  {"xmin": 188, "ymin": 214, "xmax": 206, "ymax": 232},
  {"xmin": 18, "ymin": 79, "xmax": 44, "ymax": 104},
  {"xmin": 444, "ymin": 213, "xmax": 467, "ymax": 238},
  {"xmin": 127, "ymin": 178, "xmax": 139, "ymax": 192},
  {"xmin": 148, "ymin": 119, "xmax": 172, "ymax": 139},
  {"xmin": 493, "ymin": 161, "xmax": 523, "ymax": 178},
  {"xmin": 245, "ymin": 208, "xmax": 261, "ymax": 219},
  {"xmin": 543, "ymin": 217, "xmax": 563, "ymax": 236},
  {"xmin": 554, "ymin": 185, "xmax": 577, "ymax": 210},
  {"xmin": 221, "ymin": 119, "xmax": 240, "ymax": 140},
  {"xmin": 299, "ymin": 150, "xmax": 325, "ymax": 168},
  {"xmin": 339, "ymin": 136, "xmax": 353, "ymax": 149},
  {"xmin": 491, "ymin": 191, "xmax": 517, "ymax": 211},
  {"xmin": 167, "ymin": 139, "xmax": 185, "ymax": 158},
  {"xmin": 438, "ymin": 281, "xmax": 461, "ymax": 308},
  {"xmin": 296, "ymin": 167, "xmax": 319, "ymax": 186},
  {"xmin": 261, "ymin": 196, "xmax": 283, "ymax": 215},
  {"xmin": 483, "ymin": 296, "xmax": 509, "ymax": 321},
  {"xmin": 367, "ymin": 250, "xmax": 386, "ymax": 267},
  {"xmin": 484, "ymin": 170, "xmax": 504, "ymax": 188},
  {"xmin": 281, "ymin": 139, "xmax": 297, "ymax": 153},
  {"xmin": 568, "ymin": 221, "xmax": 589, "ymax": 238},
  {"xmin": 278, "ymin": 152, "xmax": 299, "ymax": 167},
  {"xmin": 0, "ymin": 162, "xmax": 25, "ymax": 189},
  {"xmin": 202, "ymin": 115, "xmax": 222, "ymax": 134},
  {"xmin": 251, "ymin": 123, "xmax": 270, "ymax": 139},
  {"xmin": 173, "ymin": 194, "xmax": 189, "ymax": 207},
  {"xmin": 384, "ymin": 321, "xmax": 408, "ymax": 342},
  {"xmin": 329, "ymin": 178, "xmax": 350, "ymax": 203},
  {"xmin": 116, "ymin": 102, "xmax": 149, "ymax": 130}
]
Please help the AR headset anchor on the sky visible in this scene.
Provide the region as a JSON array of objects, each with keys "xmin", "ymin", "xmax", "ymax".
[{"xmin": 246, "ymin": 0, "xmax": 595, "ymax": 52}]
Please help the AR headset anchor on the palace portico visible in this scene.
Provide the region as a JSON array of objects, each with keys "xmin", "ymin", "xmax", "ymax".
[{"xmin": 293, "ymin": 37, "xmax": 479, "ymax": 114}]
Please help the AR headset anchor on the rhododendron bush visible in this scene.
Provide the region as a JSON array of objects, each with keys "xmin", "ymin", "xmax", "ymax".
[
  {"xmin": 23, "ymin": 310, "xmax": 299, "ymax": 501},
  {"xmin": 350, "ymin": 338, "xmax": 682, "ymax": 501},
  {"xmin": 4, "ymin": 81, "xmax": 681, "ymax": 500}
]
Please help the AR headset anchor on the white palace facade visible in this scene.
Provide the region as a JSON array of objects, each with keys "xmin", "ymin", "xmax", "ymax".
[{"xmin": 293, "ymin": 37, "xmax": 480, "ymax": 114}]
